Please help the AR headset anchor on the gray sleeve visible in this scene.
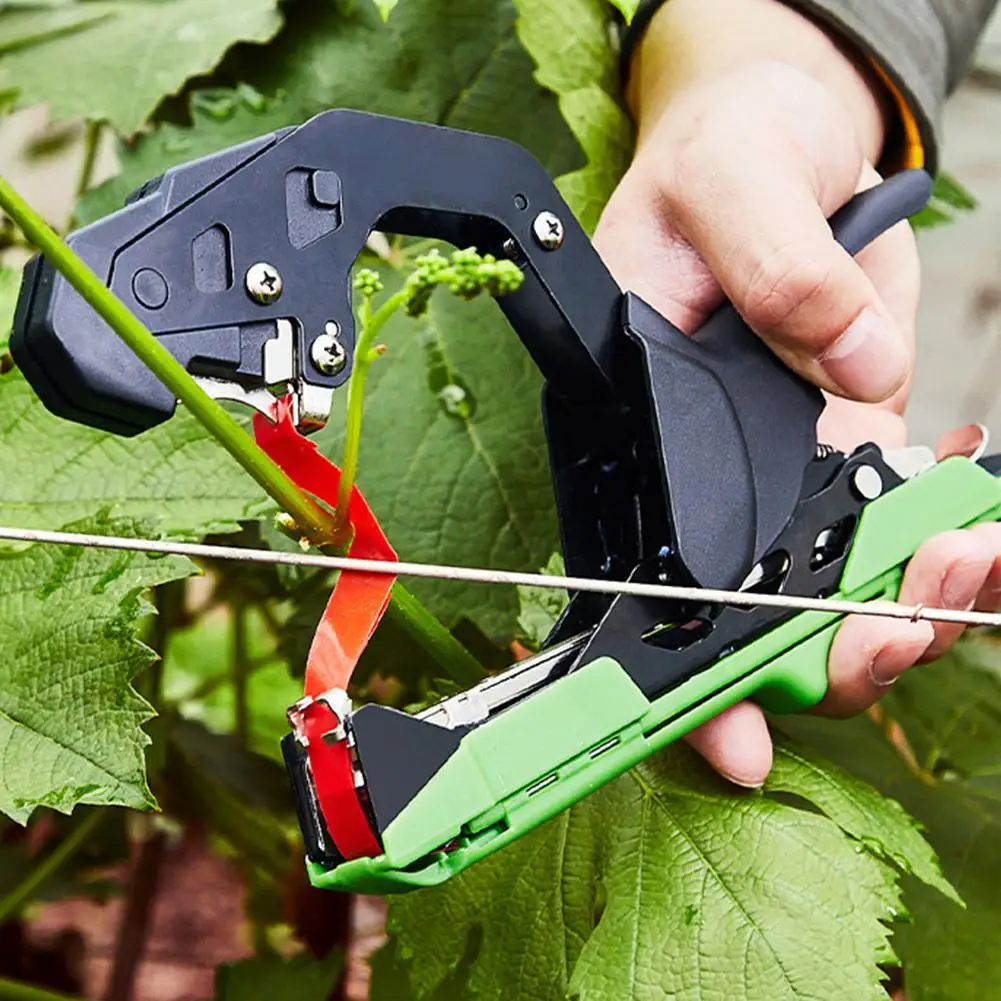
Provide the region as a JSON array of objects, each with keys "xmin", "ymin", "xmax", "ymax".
[{"xmin": 622, "ymin": 0, "xmax": 1000, "ymax": 173}]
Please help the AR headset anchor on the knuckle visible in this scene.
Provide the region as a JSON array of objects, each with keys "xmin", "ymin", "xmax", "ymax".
[{"xmin": 739, "ymin": 244, "xmax": 834, "ymax": 337}]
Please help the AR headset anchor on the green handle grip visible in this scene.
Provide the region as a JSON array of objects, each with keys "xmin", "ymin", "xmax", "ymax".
[{"xmin": 755, "ymin": 455, "xmax": 1001, "ymax": 714}]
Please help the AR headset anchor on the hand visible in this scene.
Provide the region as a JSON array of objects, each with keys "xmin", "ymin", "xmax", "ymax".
[{"xmin": 594, "ymin": 0, "xmax": 1001, "ymax": 786}]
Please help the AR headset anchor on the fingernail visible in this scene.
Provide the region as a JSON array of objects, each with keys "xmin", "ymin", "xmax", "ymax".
[
  {"xmin": 820, "ymin": 308, "xmax": 908, "ymax": 401},
  {"xmin": 867, "ymin": 621, "xmax": 936, "ymax": 686},
  {"xmin": 720, "ymin": 771, "xmax": 765, "ymax": 790},
  {"xmin": 868, "ymin": 645, "xmax": 904, "ymax": 687},
  {"xmin": 942, "ymin": 559, "xmax": 985, "ymax": 609}
]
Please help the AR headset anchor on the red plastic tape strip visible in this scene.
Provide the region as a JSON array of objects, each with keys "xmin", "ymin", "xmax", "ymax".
[
  {"xmin": 301, "ymin": 700, "xmax": 382, "ymax": 860},
  {"xmin": 252, "ymin": 398, "xmax": 397, "ymax": 698}
]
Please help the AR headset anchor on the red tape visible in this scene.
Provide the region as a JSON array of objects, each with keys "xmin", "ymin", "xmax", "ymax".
[
  {"xmin": 254, "ymin": 398, "xmax": 393, "ymax": 861},
  {"xmin": 253, "ymin": 398, "xmax": 397, "ymax": 697}
]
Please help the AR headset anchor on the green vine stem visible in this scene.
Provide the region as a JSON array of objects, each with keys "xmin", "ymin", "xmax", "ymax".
[
  {"xmin": 0, "ymin": 809, "xmax": 104, "ymax": 925},
  {"xmin": 74, "ymin": 120, "xmax": 101, "ymax": 201},
  {"xmin": 332, "ymin": 280, "xmax": 406, "ymax": 542},
  {"xmin": 0, "ymin": 979, "xmax": 81, "ymax": 1001},
  {"xmin": 0, "ymin": 175, "xmax": 339, "ymax": 546},
  {"xmin": 388, "ymin": 582, "xmax": 483, "ymax": 685},
  {"xmin": 333, "ymin": 250, "xmax": 524, "ymax": 540}
]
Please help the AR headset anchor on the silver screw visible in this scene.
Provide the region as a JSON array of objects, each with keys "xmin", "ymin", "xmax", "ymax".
[
  {"xmin": 532, "ymin": 211, "xmax": 564, "ymax": 250},
  {"xmin": 852, "ymin": 465, "xmax": 883, "ymax": 501},
  {"xmin": 311, "ymin": 322, "xmax": 347, "ymax": 375},
  {"xmin": 245, "ymin": 262, "xmax": 283, "ymax": 305}
]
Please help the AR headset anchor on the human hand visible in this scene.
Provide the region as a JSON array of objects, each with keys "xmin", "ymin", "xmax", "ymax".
[{"xmin": 594, "ymin": 0, "xmax": 1001, "ymax": 786}]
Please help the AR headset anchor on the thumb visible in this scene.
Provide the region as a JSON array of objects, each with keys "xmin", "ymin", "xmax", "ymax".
[{"xmin": 676, "ymin": 165, "xmax": 911, "ymax": 404}]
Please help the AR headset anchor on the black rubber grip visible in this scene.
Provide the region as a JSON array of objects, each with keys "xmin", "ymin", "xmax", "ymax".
[{"xmin": 828, "ymin": 169, "xmax": 933, "ymax": 255}]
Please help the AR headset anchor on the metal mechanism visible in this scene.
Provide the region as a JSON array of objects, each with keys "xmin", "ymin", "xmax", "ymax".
[{"xmin": 13, "ymin": 111, "xmax": 992, "ymax": 897}]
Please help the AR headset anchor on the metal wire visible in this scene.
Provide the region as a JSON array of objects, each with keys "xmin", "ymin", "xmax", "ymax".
[{"xmin": 1, "ymin": 525, "xmax": 999, "ymax": 629}]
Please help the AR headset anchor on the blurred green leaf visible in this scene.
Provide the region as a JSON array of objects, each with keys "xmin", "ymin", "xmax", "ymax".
[
  {"xmin": 373, "ymin": 0, "xmax": 399, "ymax": 19},
  {"xmin": 605, "ymin": 0, "xmax": 639, "ymax": 20},
  {"xmin": 79, "ymin": 0, "xmax": 581, "ymax": 223},
  {"xmin": 215, "ymin": 949, "xmax": 343, "ymax": 1001},
  {"xmin": 911, "ymin": 171, "xmax": 978, "ymax": 230},
  {"xmin": 513, "ymin": 0, "xmax": 633, "ymax": 231},
  {"xmin": 0, "ymin": 0, "xmax": 284, "ymax": 133},
  {"xmin": 0, "ymin": 5, "xmax": 111, "ymax": 56},
  {"xmin": 162, "ymin": 608, "xmax": 300, "ymax": 762},
  {"xmin": 0, "ymin": 267, "xmax": 19, "ymax": 355},
  {"xmin": 164, "ymin": 718, "xmax": 294, "ymax": 878}
]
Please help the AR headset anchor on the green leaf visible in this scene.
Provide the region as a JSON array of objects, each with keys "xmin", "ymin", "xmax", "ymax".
[
  {"xmin": 0, "ymin": 517, "xmax": 195, "ymax": 823},
  {"xmin": 381, "ymin": 737, "xmax": 950, "ymax": 1001},
  {"xmin": 784, "ymin": 637, "xmax": 1001, "ymax": 1001},
  {"xmin": 373, "ymin": 0, "xmax": 399, "ymax": 19},
  {"xmin": 0, "ymin": 5, "xmax": 111, "ymax": 57},
  {"xmin": 0, "ymin": 0, "xmax": 284, "ymax": 133},
  {"xmin": 162, "ymin": 609, "xmax": 301, "ymax": 762},
  {"xmin": 911, "ymin": 171, "xmax": 978, "ymax": 230},
  {"xmin": 605, "ymin": 0, "xmax": 640, "ymax": 21},
  {"xmin": 215, "ymin": 950, "xmax": 343, "ymax": 1001},
  {"xmin": 513, "ymin": 0, "xmax": 633, "ymax": 231},
  {"xmin": 79, "ymin": 0, "xmax": 582, "ymax": 223},
  {"xmin": 766, "ymin": 735, "xmax": 958, "ymax": 904},
  {"xmin": 0, "ymin": 267, "xmax": 20, "ymax": 354},
  {"xmin": 516, "ymin": 551, "xmax": 568, "ymax": 649},
  {"xmin": 0, "ymin": 365, "xmax": 269, "ymax": 537},
  {"xmin": 315, "ymin": 262, "xmax": 560, "ymax": 644}
]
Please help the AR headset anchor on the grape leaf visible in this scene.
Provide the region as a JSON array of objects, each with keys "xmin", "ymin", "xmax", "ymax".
[
  {"xmin": 0, "ymin": 365, "xmax": 269, "ymax": 537},
  {"xmin": 782, "ymin": 637, "xmax": 1001, "ymax": 1001},
  {"xmin": 0, "ymin": 0, "xmax": 284, "ymax": 133},
  {"xmin": 0, "ymin": 517, "xmax": 195, "ymax": 823},
  {"xmin": 0, "ymin": 267, "xmax": 20, "ymax": 354},
  {"xmin": 381, "ymin": 737, "xmax": 953, "ymax": 1001},
  {"xmin": 215, "ymin": 950, "xmax": 343, "ymax": 1001},
  {"xmin": 516, "ymin": 551, "xmax": 568, "ymax": 649},
  {"xmin": 314, "ymin": 263, "xmax": 560, "ymax": 645},
  {"xmin": 79, "ymin": 0, "xmax": 582, "ymax": 223},
  {"xmin": 0, "ymin": 4, "xmax": 111, "ymax": 56},
  {"xmin": 513, "ymin": 0, "xmax": 633, "ymax": 231}
]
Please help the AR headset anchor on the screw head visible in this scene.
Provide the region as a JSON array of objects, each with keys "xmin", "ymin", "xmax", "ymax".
[
  {"xmin": 852, "ymin": 464, "xmax": 884, "ymax": 501},
  {"xmin": 532, "ymin": 211, "xmax": 564, "ymax": 250},
  {"xmin": 310, "ymin": 323, "xmax": 347, "ymax": 375},
  {"xmin": 245, "ymin": 262, "xmax": 283, "ymax": 305}
]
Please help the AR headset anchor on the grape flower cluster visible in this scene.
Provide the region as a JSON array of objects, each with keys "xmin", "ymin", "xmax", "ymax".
[{"xmin": 404, "ymin": 247, "xmax": 524, "ymax": 317}]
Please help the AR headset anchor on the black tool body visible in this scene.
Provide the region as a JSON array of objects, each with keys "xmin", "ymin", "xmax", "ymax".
[{"xmin": 10, "ymin": 115, "xmax": 934, "ymax": 855}]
